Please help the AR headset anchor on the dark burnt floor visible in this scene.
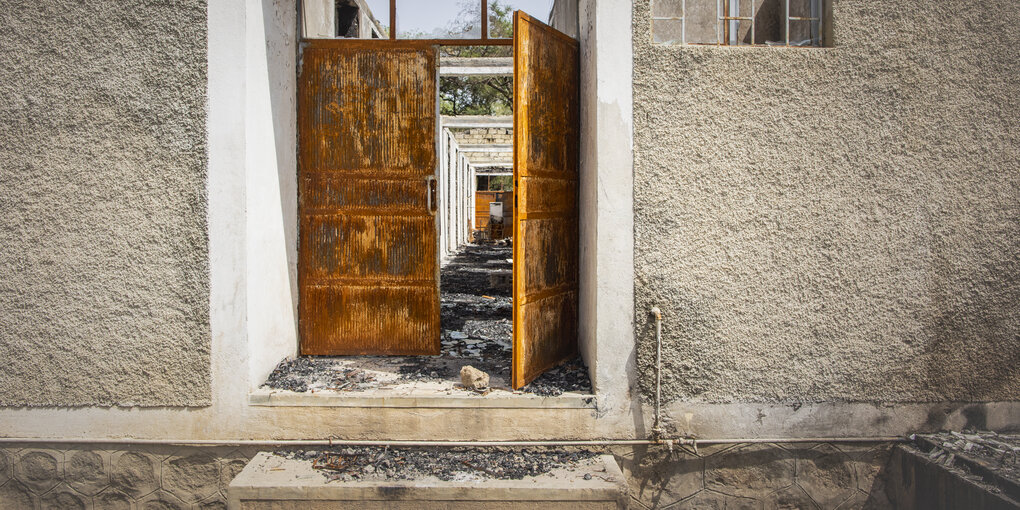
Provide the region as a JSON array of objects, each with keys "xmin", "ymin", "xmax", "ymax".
[
  {"xmin": 274, "ymin": 446, "xmax": 602, "ymax": 482},
  {"xmin": 262, "ymin": 242, "xmax": 591, "ymax": 397}
]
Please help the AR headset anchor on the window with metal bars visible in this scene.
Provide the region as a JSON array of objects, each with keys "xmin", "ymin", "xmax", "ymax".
[{"xmin": 651, "ymin": 0, "xmax": 826, "ymax": 47}]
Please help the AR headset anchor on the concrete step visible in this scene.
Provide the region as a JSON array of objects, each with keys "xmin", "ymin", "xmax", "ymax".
[{"xmin": 228, "ymin": 451, "xmax": 628, "ymax": 510}]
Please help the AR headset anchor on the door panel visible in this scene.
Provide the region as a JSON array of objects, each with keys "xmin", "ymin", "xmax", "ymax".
[
  {"xmin": 299, "ymin": 41, "xmax": 440, "ymax": 356},
  {"xmin": 512, "ymin": 12, "xmax": 581, "ymax": 389}
]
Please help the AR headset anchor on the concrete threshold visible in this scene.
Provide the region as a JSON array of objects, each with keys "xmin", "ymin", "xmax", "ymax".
[
  {"xmin": 228, "ymin": 452, "xmax": 627, "ymax": 510},
  {"xmin": 249, "ymin": 387, "xmax": 597, "ymax": 409}
]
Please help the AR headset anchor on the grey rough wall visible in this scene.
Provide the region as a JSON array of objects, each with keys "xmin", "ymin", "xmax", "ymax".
[
  {"xmin": 0, "ymin": 444, "xmax": 253, "ymax": 509},
  {"xmin": 633, "ymin": 0, "xmax": 1020, "ymax": 403},
  {"xmin": 0, "ymin": 1, "xmax": 210, "ymax": 406}
]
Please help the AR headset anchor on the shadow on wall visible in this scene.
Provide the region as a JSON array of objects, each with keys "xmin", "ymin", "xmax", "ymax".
[
  {"xmin": 921, "ymin": 249, "xmax": 1020, "ymax": 403},
  {"xmin": 635, "ymin": 291, "xmax": 721, "ymax": 403},
  {"xmin": 265, "ymin": 0, "xmax": 300, "ymax": 331},
  {"xmin": 614, "ymin": 441, "xmax": 895, "ymax": 509},
  {"xmin": 748, "ymin": 0, "xmax": 782, "ymax": 44}
]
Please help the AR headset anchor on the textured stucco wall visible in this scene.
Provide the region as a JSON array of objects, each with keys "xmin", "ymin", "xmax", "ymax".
[
  {"xmin": 0, "ymin": 1, "xmax": 210, "ymax": 406},
  {"xmin": 633, "ymin": 0, "xmax": 1020, "ymax": 403}
]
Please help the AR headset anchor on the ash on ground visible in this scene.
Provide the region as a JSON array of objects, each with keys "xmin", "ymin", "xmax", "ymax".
[
  {"xmin": 919, "ymin": 431, "xmax": 1020, "ymax": 492},
  {"xmin": 276, "ymin": 446, "xmax": 601, "ymax": 483},
  {"xmin": 260, "ymin": 243, "xmax": 592, "ymax": 396}
]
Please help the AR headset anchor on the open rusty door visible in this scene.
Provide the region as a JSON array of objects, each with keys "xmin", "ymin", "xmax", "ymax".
[
  {"xmin": 512, "ymin": 12, "xmax": 580, "ymax": 388},
  {"xmin": 298, "ymin": 40, "xmax": 440, "ymax": 356}
]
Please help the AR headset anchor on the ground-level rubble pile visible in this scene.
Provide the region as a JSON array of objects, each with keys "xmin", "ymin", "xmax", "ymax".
[
  {"xmin": 916, "ymin": 431, "xmax": 1020, "ymax": 501},
  {"xmin": 261, "ymin": 243, "xmax": 592, "ymax": 396},
  {"xmin": 277, "ymin": 446, "xmax": 601, "ymax": 483}
]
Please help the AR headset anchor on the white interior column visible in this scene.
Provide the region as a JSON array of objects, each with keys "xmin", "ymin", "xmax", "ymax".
[
  {"xmin": 438, "ymin": 129, "xmax": 449, "ymax": 258},
  {"xmin": 448, "ymin": 137, "xmax": 459, "ymax": 253},
  {"xmin": 467, "ymin": 165, "xmax": 475, "ymax": 236},
  {"xmin": 460, "ymin": 154, "xmax": 469, "ymax": 246},
  {"xmin": 459, "ymin": 154, "xmax": 467, "ymax": 247}
]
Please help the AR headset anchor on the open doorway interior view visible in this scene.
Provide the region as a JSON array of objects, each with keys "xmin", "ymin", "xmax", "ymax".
[{"xmin": 262, "ymin": 0, "xmax": 590, "ymax": 398}]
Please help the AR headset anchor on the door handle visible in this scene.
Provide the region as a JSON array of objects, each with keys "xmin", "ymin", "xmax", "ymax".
[{"xmin": 426, "ymin": 176, "xmax": 437, "ymax": 215}]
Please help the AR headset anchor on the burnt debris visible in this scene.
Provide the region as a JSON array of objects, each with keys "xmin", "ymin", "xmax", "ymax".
[
  {"xmin": 279, "ymin": 446, "xmax": 601, "ymax": 482},
  {"xmin": 260, "ymin": 243, "xmax": 591, "ymax": 396}
]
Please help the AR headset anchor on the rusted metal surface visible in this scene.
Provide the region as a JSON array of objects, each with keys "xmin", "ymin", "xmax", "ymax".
[
  {"xmin": 474, "ymin": 190, "xmax": 512, "ymax": 234},
  {"xmin": 298, "ymin": 40, "xmax": 440, "ymax": 356},
  {"xmin": 512, "ymin": 12, "xmax": 580, "ymax": 389}
]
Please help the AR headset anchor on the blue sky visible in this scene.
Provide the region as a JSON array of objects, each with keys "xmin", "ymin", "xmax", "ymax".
[{"xmin": 362, "ymin": 0, "xmax": 554, "ymax": 37}]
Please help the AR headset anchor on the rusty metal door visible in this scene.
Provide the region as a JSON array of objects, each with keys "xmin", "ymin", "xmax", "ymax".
[
  {"xmin": 298, "ymin": 40, "xmax": 440, "ymax": 356},
  {"xmin": 512, "ymin": 12, "xmax": 580, "ymax": 388}
]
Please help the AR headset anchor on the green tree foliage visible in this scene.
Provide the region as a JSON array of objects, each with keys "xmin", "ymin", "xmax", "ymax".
[{"xmin": 440, "ymin": 0, "xmax": 514, "ymax": 115}]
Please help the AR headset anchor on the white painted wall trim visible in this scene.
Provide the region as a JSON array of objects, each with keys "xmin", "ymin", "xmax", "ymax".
[
  {"xmin": 440, "ymin": 66, "xmax": 513, "ymax": 77},
  {"xmin": 442, "ymin": 116, "xmax": 513, "ymax": 129},
  {"xmin": 245, "ymin": 0, "xmax": 299, "ymax": 391},
  {"xmin": 578, "ymin": 0, "xmax": 635, "ymax": 415}
]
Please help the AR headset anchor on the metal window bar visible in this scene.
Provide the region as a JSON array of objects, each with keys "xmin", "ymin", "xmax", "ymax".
[
  {"xmin": 720, "ymin": 0, "xmax": 754, "ymax": 46},
  {"xmin": 650, "ymin": 0, "xmax": 824, "ymax": 47},
  {"xmin": 786, "ymin": 0, "xmax": 823, "ymax": 46},
  {"xmin": 646, "ymin": 0, "xmax": 684, "ymax": 44}
]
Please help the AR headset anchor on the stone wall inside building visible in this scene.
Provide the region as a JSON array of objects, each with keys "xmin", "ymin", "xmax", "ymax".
[{"xmin": 450, "ymin": 127, "xmax": 513, "ymax": 166}]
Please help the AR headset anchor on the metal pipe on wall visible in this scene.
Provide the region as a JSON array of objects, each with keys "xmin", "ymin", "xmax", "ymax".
[
  {"xmin": 650, "ymin": 307, "xmax": 663, "ymax": 439},
  {"xmin": 0, "ymin": 437, "xmax": 907, "ymax": 448}
]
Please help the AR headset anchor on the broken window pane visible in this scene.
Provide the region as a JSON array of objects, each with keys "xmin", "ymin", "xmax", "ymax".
[
  {"xmin": 396, "ymin": 0, "xmax": 481, "ymax": 39},
  {"xmin": 787, "ymin": 19, "xmax": 819, "ymax": 46}
]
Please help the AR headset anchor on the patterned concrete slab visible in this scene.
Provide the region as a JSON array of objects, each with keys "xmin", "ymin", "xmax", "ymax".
[{"xmin": 227, "ymin": 452, "xmax": 627, "ymax": 510}]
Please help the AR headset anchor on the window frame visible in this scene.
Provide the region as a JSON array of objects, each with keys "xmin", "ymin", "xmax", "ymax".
[
  {"xmin": 651, "ymin": 0, "xmax": 828, "ymax": 47},
  {"xmin": 302, "ymin": 0, "xmax": 519, "ymax": 46}
]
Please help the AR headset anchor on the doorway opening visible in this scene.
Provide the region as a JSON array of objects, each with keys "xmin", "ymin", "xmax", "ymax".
[{"xmin": 261, "ymin": 1, "xmax": 587, "ymax": 399}]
